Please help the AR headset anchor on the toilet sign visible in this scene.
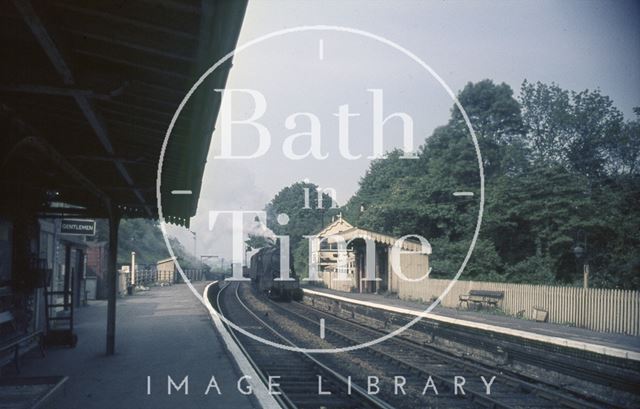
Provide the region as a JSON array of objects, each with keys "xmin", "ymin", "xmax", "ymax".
[{"xmin": 60, "ymin": 219, "xmax": 96, "ymax": 236}]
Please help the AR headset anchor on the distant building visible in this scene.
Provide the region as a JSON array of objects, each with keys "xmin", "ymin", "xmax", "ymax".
[
  {"xmin": 312, "ymin": 216, "xmax": 431, "ymax": 294},
  {"xmin": 156, "ymin": 258, "xmax": 177, "ymax": 284}
]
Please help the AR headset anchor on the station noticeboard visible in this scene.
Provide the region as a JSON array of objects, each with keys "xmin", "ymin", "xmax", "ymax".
[{"xmin": 60, "ymin": 219, "xmax": 96, "ymax": 236}]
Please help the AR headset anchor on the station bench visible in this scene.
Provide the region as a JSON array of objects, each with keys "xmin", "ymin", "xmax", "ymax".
[
  {"xmin": 0, "ymin": 310, "xmax": 45, "ymax": 374},
  {"xmin": 459, "ymin": 290, "xmax": 504, "ymax": 310}
]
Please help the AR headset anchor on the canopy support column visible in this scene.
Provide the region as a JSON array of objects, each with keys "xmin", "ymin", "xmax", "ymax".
[{"xmin": 106, "ymin": 207, "xmax": 120, "ymax": 355}]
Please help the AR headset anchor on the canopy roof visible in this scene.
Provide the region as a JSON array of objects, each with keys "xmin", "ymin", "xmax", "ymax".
[
  {"xmin": 0, "ymin": 0, "xmax": 248, "ymax": 227},
  {"xmin": 315, "ymin": 216, "xmax": 430, "ymax": 253}
]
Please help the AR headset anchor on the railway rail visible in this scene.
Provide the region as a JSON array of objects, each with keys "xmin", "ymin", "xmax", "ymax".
[
  {"xmin": 300, "ymin": 289, "xmax": 640, "ymax": 405},
  {"xmin": 215, "ymin": 282, "xmax": 620, "ymax": 408},
  {"xmin": 269, "ymin": 292, "xmax": 614, "ymax": 408},
  {"xmin": 213, "ymin": 282, "xmax": 392, "ymax": 409}
]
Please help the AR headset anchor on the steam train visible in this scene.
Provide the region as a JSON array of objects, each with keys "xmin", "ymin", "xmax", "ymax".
[{"xmin": 248, "ymin": 244, "xmax": 303, "ymax": 301}]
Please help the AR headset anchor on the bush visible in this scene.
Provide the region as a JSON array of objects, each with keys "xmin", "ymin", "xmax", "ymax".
[{"xmin": 506, "ymin": 256, "xmax": 555, "ymax": 285}]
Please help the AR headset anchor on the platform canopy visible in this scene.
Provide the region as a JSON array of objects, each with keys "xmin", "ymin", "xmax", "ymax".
[
  {"xmin": 315, "ymin": 216, "xmax": 430, "ymax": 252},
  {"xmin": 0, "ymin": 0, "xmax": 248, "ymax": 227}
]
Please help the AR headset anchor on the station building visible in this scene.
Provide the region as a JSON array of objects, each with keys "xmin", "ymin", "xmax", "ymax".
[
  {"xmin": 156, "ymin": 257, "xmax": 178, "ymax": 284},
  {"xmin": 312, "ymin": 216, "xmax": 431, "ymax": 294}
]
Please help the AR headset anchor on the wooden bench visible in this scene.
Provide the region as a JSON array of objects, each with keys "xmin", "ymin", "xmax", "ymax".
[
  {"xmin": 459, "ymin": 290, "xmax": 504, "ymax": 309},
  {"xmin": 0, "ymin": 310, "xmax": 45, "ymax": 373}
]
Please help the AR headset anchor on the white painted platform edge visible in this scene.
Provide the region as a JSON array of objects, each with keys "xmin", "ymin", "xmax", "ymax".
[
  {"xmin": 203, "ymin": 282, "xmax": 283, "ymax": 409},
  {"xmin": 303, "ymin": 288, "xmax": 640, "ymax": 362}
]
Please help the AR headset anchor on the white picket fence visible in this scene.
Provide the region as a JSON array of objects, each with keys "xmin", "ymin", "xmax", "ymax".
[{"xmin": 397, "ymin": 278, "xmax": 640, "ymax": 336}]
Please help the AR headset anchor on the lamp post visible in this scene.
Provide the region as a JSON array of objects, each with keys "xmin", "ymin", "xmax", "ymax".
[
  {"xmin": 572, "ymin": 230, "xmax": 589, "ymax": 289},
  {"xmin": 130, "ymin": 251, "xmax": 136, "ymax": 286}
]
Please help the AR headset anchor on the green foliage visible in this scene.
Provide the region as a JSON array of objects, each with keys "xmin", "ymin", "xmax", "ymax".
[
  {"xmin": 429, "ymin": 237, "xmax": 503, "ymax": 281},
  {"xmin": 452, "ymin": 80, "xmax": 525, "ymax": 144},
  {"xmin": 505, "ymin": 255, "xmax": 556, "ymax": 285},
  {"xmin": 266, "ymin": 181, "xmax": 340, "ymax": 249},
  {"xmin": 265, "ymin": 181, "xmax": 340, "ymax": 278},
  {"xmin": 167, "ymin": 237, "xmax": 204, "ymax": 270},
  {"xmin": 343, "ymin": 149, "xmax": 422, "ymax": 225},
  {"xmin": 292, "ymin": 240, "xmax": 309, "ymax": 280},
  {"xmin": 605, "ymin": 107, "xmax": 640, "ymax": 175},
  {"xmin": 94, "ymin": 218, "xmax": 204, "ymax": 269},
  {"xmin": 483, "ymin": 166, "xmax": 596, "ymax": 282},
  {"xmin": 520, "ymin": 80, "xmax": 625, "ymax": 176},
  {"xmin": 339, "ymin": 79, "xmax": 639, "ymax": 289}
]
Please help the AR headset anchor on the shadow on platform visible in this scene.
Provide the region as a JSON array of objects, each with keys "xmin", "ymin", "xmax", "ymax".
[{"xmin": 7, "ymin": 283, "xmax": 256, "ymax": 409}]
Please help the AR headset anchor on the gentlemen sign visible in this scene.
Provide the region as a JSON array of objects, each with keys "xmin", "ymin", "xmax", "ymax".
[{"xmin": 60, "ymin": 219, "xmax": 96, "ymax": 236}]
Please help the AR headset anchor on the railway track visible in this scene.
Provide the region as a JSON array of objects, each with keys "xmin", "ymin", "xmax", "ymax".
[
  {"xmin": 219, "ymin": 282, "xmax": 620, "ymax": 409},
  {"xmin": 263, "ymin": 290, "xmax": 612, "ymax": 409},
  {"xmin": 213, "ymin": 282, "xmax": 393, "ymax": 409},
  {"xmin": 298, "ymin": 291, "xmax": 640, "ymax": 406}
]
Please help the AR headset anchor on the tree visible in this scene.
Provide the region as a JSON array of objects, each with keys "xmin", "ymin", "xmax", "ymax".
[
  {"xmin": 584, "ymin": 174, "xmax": 640, "ymax": 288},
  {"xmin": 605, "ymin": 107, "xmax": 640, "ymax": 175},
  {"xmin": 520, "ymin": 80, "xmax": 625, "ymax": 177},
  {"xmin": 450, "ymin": 80, "xmax": 528, "ymax": 178},
  {"xmin": 265, "ymin": 181, "xmax": 340, "ymax": 278},
  {"xmin": 261, "ymin": 79, "xmax": 639, "ymax": 289},
  {"xmin": 346, "ymin": 79, "xmax": 527, "ymax": 280},
  {"xmin": 343, "ymin": 149, "xmax": 423, "ymax": 225},
  {"xmin": 452, "ymin": 80, "xmax": 525, "ymax": 145},
  {"xmin": 483, "ymin": 166, "xmax": 597, "ymax": 283},
  {"xmin": 429, "ymin": 237, "xmax": 504, "ymax": 281},
  {"xmin": 167, "ymin": 237, "xmax": 204, "ymax": 269},
  {"xmin": 266, "ymin": 181, "xmax": 340, "ymax": 245},
  {"xmin": 94, "ymin": 218, "xmax": 205, "ymax": 269},
  {"xmin": 518, "ymin": 81, "xmax": 638, "ymax": 287}
]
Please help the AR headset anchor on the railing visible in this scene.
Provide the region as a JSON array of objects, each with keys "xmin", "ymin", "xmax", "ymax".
[
  {"xmin": 118, "ymin": 269, "xmax": 207, "ymax": 293},
  {"xmin": 174, "ymin": 269, "xmax": 205, "ymax": 283}
]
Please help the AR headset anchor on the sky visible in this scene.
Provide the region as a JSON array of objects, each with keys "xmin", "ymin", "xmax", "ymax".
[{"xmin": 166, "ymin": 0, "xmax": 640, "ymax": 265}]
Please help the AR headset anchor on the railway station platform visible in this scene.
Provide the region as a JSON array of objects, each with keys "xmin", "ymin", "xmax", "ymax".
[
  {"xmin": 3, "ymin": 283, "xmax": 257, "ymax": 409},
  {"xmin": 304, "ymin": 287, "xmax": 640, "ymax": 357}
]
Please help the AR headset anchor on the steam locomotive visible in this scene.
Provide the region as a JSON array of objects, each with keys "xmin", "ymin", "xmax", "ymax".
[{"xmin": 248, "ymin": 244, "xmax": 303, "ymax": 301}]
